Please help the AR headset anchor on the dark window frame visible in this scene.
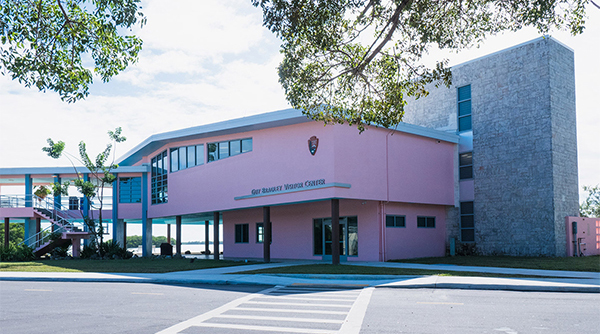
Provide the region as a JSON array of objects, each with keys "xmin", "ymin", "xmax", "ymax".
[
  {"xmin": 459, "ymin": 152, "xmax": 473, "ymax": 180},
  {"xmin": 256, "ymin": 222, "xmax": 272, "ymax": 243},
  {"xmin": 460, "ymin": 201, "xmax": 475, "ymax": 242},
  {"xmin": 151, "ymin": 151, "xmax": 168, "ymax": 205},
  {"xmin": 385, "ymin": 215, "xmax": 406, "ymax": 228},
  {"xmin": 235, "ymin": 224, "xmax": 249, "ymax": 243},
  {"xmin": 458, "ymin": 85, "xmax": 472, "ymax": 132},
  {"xmin": 119, "ymin": 177, "xmax": 142, "ymax": 203},
  {"xmin": 170, "ymin": 144, "xmax": 205, "ymax": 173},
  {"xmin": 207, "ymin": 138, "xmax": 252, "ymax": 163},
  {"xmin": 417, "ymin": 216, "xmax": 436, "ymax": 228}
]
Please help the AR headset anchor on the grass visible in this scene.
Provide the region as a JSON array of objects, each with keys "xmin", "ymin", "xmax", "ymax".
[
  {"xmin": 391, "ymin": 255, "xmax": 600, "ymax": 272},
  {"xmin": 236, "ymin": 264, "xmax": 561, "ymax": 278},
  {"xmin": 0, "ymin": 258, "xmax": 250, "ymax": 273}
]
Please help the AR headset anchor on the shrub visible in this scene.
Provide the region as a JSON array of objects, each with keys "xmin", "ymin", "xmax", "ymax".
[
  {"xmin": 0, "ymin": 244, "xmax": 35, "ymax": 261},
  {"xmin": 100, "ymin": 240, "xmax": 133, "ymax": 259},
  {"xmin": 80, "ymin": 244, "xmax": 98, "ymax": 259}
]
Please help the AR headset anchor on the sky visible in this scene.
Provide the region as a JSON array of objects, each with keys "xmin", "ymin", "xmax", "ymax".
[{"xmin": 1, "ymin": 1, "xmax": 598, "ymax": 203}]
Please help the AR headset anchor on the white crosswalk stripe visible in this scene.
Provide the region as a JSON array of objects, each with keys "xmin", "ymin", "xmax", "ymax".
[{"xmin": 156, "ymin": 285, "xmax": 374, "ymax": 334}]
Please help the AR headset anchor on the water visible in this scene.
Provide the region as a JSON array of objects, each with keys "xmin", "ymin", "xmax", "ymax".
[{"xmin": 127, "ymin": 243, "xmax": 223, "ymax": 255}]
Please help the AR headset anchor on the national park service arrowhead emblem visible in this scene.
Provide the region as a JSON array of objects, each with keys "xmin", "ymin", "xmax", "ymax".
[{"xmin": 308, "ymin": 136, "xmax": 319, "ymax": 155}]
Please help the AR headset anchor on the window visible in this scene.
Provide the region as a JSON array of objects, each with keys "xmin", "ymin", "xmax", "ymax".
[
  {"xmin": 386, "ymin": 215, "xmax": 406, "ymax": 228},
  {"xmin": 458, "ymin": 85, "xmax": 471, "ymax": 132},
  {"xmin": 208, "ymin": 138, "xmax": 252, "ymax": 162},
  {"xmin": 460, "ymin": 201, "xmax": 475, "ymax": 242},
  {"xmin": 170, "ymin": 144, "xmax": 204, "ymax": 172},
  {"xmin": 313, "ymin": 216, "xmax": 358, "ymax": 256},
  {"xmin": 235, "ymin": 224, "xmax": 249, "ymax": 243},
  {"xmin": 459, "ymin": 152, "xmax": 473, "ymax": 180},
  {"xmin": 119, "ymin": 177, "xmax": 141, "ymax": 203},
  {"xmin": 417, "ymin": 216, "xmax": 436, "ymax": 228},
  {"xmin": 256, "ymin": 222, "xmax": 272, "ymax": 243},
  {"xmin": 151, "ymin": 151, "xmax": 168, "ymax": 204}
]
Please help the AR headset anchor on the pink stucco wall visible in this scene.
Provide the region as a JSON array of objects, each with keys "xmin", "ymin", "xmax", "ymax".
[
  {"xmin": 383, "ymin": 202, "xmax": 448, "ymax": 260},
  {"xmin": 565, "ymin": 216, "xmax": 600, "ymax": 257},
  {"xmin": 142, "ymin": 122, "xmax": 455, "ymax": 219},
  {"xmin": 223, "ymin": 199, "xmax": 384, "ymax": 262},
  {"xmin": 0, "ymin": 207, "xmax": 34, "ymax": 219},
  {"xmin": 222, "ymin": 198, "xmax": 448, "ymax": 261}
]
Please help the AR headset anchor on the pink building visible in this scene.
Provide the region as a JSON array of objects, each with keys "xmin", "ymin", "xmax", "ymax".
[{"xmin": 1, "ymin": 109, "xmax": 459, "ymax": 262}]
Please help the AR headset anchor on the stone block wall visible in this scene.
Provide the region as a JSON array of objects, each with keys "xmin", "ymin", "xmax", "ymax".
[{"xmin": 402, "ymin": 37, "xmax": 579, "ymax": 256}]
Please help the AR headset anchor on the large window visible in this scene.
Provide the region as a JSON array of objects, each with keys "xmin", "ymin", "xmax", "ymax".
[
  {"xmin": 256, "ymin": 222, "xmax": 272, "ymax": 243},
  {"xmin": 151, "ymin": 151, "xmax": 168, "ymax": 204},
  {"xmin": 460, "ymin": 201, "xmax": 475, "ymax": 242},
  {"xmin": 313, "ymin": 217, "xmax": 358, "ymax": 256},
  {"xmin": 458, "ymin": 85, "xmax": 472, "ymax": 132},
  {"xmin": 119, "ymin": 177, "xmax": 141, "ymax": 203},
  {"xmin": 170, "ymin": 144, "xmax": 204, "ymax": 172},
  {"xmin": 386, "ymin": 215, "xmax": 406, "ymax": 228},
  {"xmin": 208, "ymin": 138, "xmax": 252, "ymax": 162},
  {"xmin": 459, "ymin": 152, "xmax": 473, "ymax": 180},
  {"xmin": 417, "ymin": 216, "xmax": 436, "ymax": 228},
  {"xmin": 235, "ymin": 224, "xmax": 249, "ymax": 243}
]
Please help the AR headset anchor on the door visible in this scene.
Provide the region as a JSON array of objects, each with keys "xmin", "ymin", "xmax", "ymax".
[{"xmin": 322, "ymin": 217, "xmax": 347, "ymax": 261}]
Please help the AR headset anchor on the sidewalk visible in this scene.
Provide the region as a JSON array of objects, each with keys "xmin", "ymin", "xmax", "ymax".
[{"xmin": 1, "ymin": 261, "xmax": 598, "ymax": 293}]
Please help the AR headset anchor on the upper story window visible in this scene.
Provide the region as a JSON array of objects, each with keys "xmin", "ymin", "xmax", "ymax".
[
  {"xmin": 119, "ymin": 177, "xmax": 141, "ymax": 203},
  {"xmin": 208, "ymin": 138, "xmax": 252, "ymax": 163},
  {"xmin": 459, "ymin": 152, "xmax": 473, "ymax": 180},
  {"xmin": 458, "ymin": 85, "xmax": 472, "ymax": 132},
  {"xmin": 170, "ymin": 144, "xmax": 204, "ymax": 173},
  {"xmin": 151, "ymin": 151, "xmax": 168, "ymax": 205}
]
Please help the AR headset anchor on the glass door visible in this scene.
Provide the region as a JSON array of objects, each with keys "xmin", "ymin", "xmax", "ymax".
[{"xmin": 322, "ymin": 217, "xmax": 347, "ymax": 261}]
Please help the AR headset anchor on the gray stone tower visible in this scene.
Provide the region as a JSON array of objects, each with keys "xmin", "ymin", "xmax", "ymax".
[{"xmin": 403, "ymin": 37, "xmax": 579, "ymax": 256}]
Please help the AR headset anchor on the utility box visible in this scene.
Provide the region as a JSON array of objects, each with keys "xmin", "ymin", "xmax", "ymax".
[
  {"xmin": 160, "ymin": 243, "xmax": 173, "ymax": 256},
  {"xmin": 565, "ymin": 217, "xmax": 600, "ymax": 257}
]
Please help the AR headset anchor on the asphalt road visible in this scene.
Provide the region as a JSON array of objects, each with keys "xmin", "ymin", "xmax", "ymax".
[{"xmin": 1, "ymin": 282, "xmax": 599, "ymax": 333}]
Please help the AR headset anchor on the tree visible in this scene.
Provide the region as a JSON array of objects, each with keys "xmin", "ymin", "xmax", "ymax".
[
  {"xmin": 252, "ymin": 0, "xmax": 588, "ymax": 131},
  {"xmin": 43, "ymin": 127, "xmax": 126, "ymax": 256},
  {"xmin": 580, "ymin": 185, "xmax": 600, "ymax": 217},
  {"xmin": 0, "ymin": 222, "xmax": 25, "ymax": 246},
  {"xmin": 0, "ymin": 0, "xmax": 145, "ymax": 102}
]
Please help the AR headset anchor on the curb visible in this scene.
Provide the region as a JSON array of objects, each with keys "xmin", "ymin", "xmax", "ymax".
[{"xmin": 2, "ymin": 276, "xmax": 599, "ymax": 293}]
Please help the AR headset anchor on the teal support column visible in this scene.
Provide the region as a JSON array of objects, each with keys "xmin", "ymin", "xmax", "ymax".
[
  {"xmin": 112, "ymin": 174, "xmax": 119, "ymax": 244},
  {"xmin": 141, "ymin": 172, "xmax": 149, "ymax": 257},
  {"xmin": 25, "ymin": 174, "xmax": 32, "ymax": 207},
  {"xmin": 24, "ymin": 218, "xmax": 36, "ymax": 247},
  {"xmin": 53, "ymin": 175, "xmax": 61, "ymax": 210}
]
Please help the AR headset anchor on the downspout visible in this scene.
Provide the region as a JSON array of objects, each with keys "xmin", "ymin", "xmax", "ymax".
[{"xmin": 381, "ymin": 131, "xmax": 393, "ymax": 262}]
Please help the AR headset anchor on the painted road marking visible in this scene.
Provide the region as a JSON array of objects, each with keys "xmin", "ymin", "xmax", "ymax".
[
  {"xmin": 244, "ymin": 300, "xmax": 353, "ymax": 308},
  {"xmin": 233, "ymin": 307, "xmax": 348, "ymax": 315},
  {"xmin": 214, "ymin": 314, "xmax": 345, "ymax": 324},
  {"xmin": 156, "ymin": 285, "xmax": 373, "ymax": 334}
]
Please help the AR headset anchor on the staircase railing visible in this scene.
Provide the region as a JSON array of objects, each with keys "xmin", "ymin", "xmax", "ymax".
[{"xmin": 1, "ymin": 194, "xmax": 87, "ymax": 250}]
